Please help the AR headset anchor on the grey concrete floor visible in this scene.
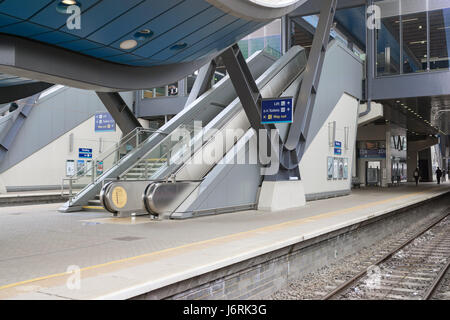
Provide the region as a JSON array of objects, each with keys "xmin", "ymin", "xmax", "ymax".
[{"xmin": 0, "ymin": 182, "xmax": 448, "ymax": 290}]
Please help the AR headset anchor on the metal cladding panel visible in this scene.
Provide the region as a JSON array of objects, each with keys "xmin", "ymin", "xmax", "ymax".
[
  {"xmin": 0, "ymin": 0, "xmax": 263, "ymax": 67},
  {"xmin": 207, "ymin": 0, "xmax": 308, "ymax": 21},
  {"xmin": 304, "ymin": 41, "xmax": 364, "ymax": 151}
]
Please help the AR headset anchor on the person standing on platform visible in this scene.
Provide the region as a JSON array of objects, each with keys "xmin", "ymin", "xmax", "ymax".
[
  {"xmin": 442, "ymin": 169, "xmax": 446, "ymax": 182},
  {"xmin": 436, "ymin": 167, "xmax": 442, "ymax": 184},
  {"xmin": 414, "ymin": 168, "xmax": 420, "ymax": 186}
]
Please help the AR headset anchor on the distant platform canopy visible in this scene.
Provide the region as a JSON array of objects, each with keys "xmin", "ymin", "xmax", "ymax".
[{"xmin": 0, "ymin": 0, "xmax": 307, "ymax": 92}]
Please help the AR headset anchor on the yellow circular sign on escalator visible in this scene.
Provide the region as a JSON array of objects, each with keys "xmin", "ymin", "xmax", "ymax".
[{"xmin": 111, "ymin": 186, "xmax": 128, "ymax": 209}]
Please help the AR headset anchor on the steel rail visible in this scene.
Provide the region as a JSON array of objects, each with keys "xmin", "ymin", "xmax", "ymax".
[
  {"xmin": 322, "ymin": 210, "xmax": 450, "ymax": 300},
  {"xmin": 423, "ymin": 256, "xmax": 450, "ymax": 300}
]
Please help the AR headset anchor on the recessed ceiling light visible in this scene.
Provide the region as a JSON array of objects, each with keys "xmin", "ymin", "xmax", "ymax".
[
  {"xmin": 170, "ymin": 43, "xmax": 188, "ymax": 50},
  {"xmin": 134, "ymin": 29, "xmax": 154, "ymax": 41},
  {"xmin": 120, "ymin": 39, "xmax": 138, "ymax": 50},
  {"xmin": 56, "ymin": 0, "xmax": 81, "ymax": 13}
]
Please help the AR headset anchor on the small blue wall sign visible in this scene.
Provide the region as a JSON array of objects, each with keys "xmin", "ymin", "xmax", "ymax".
[
  {"xmin": 261, "ymin": 97, "xmax": 293, "ymax": 124},
  {"xmin": 95, "ymin": 112, "xmax": 116, "ymax": 132},
  {"xmin": 79, "ymin": 148, "xmax": 93, "ymax": 159}
]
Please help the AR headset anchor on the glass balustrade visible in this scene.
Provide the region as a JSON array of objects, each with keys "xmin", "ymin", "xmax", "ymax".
[{"xmin": 62, "ymin": 127, "xmax": 157, "ymax": 198}]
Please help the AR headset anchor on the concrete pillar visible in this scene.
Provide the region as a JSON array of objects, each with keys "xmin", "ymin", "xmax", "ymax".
[
  {"xmin": 0, "ymin": 176, "xmax": 6, "ymax": 194},
  {"xmin": 258, "ymin": 180, "xmax": 306, "ymax": 212},
  {"xmin": 385, "ymin": 125, "xmax": 392, "ymax": 186}
]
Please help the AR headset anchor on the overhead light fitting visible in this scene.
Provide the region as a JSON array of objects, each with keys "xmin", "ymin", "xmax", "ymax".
[
  {"xmin": 170, "ymin": 43, "xmax": 188, "ymax": 51},
  {"xmin": 134, "ymin": 29, "xmax": 154, "ymax": 41},
  {"xmin": 409, "ymin": 40, "xmax": 426, "ymax": 45},
  {"xmin": 120, "ymin": 39, "xmax": 138, "ymax": 50},
  {"xmin": 395, "ymin": 18, "xmax": 418, "ymax": 23},
  {"xmin": 56, "ymin": 0, "xmax": 80, "ymax": 13}
]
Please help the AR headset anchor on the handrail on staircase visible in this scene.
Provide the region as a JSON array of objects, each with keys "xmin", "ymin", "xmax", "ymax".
[{"xmin": 60, "ymin": 127, "xmax": 167, "ymax": 201}]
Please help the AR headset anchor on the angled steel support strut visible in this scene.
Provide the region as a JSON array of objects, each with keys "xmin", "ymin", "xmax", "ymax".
[
  {"xmin": 286, "ymin": 0, "xmax": 337, "ymax": 155},
  {"xmin": 221, "ymin": 44, "xmax": 282, "ymax": 174},
  {"xmin": 185, "ymin": 59, "xmax": 217, "ymax": 107},
  {"xmin": 220, "ymin": 44, "xmax": 269, "ymax": 132},
  {"xmin": 0, "ymin": 93, "xmax": 41, "ymax": 165},
  {"xmin": 96, "ymin": 92, "xmax": 142, "ymax": 136}
]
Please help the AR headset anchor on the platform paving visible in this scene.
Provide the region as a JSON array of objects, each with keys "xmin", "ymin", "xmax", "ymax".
[{"xmin": 0, "ymin": 182, "xmax": 448, "ymax": 299}]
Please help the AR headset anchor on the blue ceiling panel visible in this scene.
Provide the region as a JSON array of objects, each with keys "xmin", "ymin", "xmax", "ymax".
[
  {"xmin": 0, "ymin": 13, "xmax": 21, "ymax": 27},
  {"xmin": 86, "ymin": 0, "xmax": 183, "ymax": 45},
  {"xmin": 31, "ymin": 30, "xmax": 79, "ymax": 44},
  {"xmin": 104, "ymin": 54, "xmax": 157, "ymax": 66},
  {"xmin": 162, "ymin": 19, "xmax": 255, "ymax": 64},
  {"xmin": 61, "ymin": 0, "xmax": 143, "ymax": 38},
  {"xmin": 81, "ymin": 45, "xmax": 124, "ymax": 58},
  {"xmin": 57, "ymin": 38, "xmax": 102, "ymax": 51},
  {"xmin": 111, "ymin": 0, "xmax": 211, "ymax": 53},
  {"xmin": 131, "ymin": 6, "xmax": 225, "ymax": 59},
  {"xmin": 185, "ymin": 22, "xmax": 266, "ymax": 63},
  {"xmin": 0, "ymin": 0, "xmax": 266, "ymax": 67},
  {"xmin": 0, "ymin": 21, "xmax": 52, "ymax": 37},
  {"xmin": 124, "ymin": 60, "xmax": 160, "ymax": 67},
  {"xmin": 148, "ymin": 14, "xmax": 242, "ymax": 62},
  {"xmin": 101, "ymin": 54, "xmax": 137, "ymax": 64},
  {"xmin": 29, "ymin": 0, "xmax": 102, "ymax": 29},
  {"xmin": 0, "ymin": 0, "xmax": 53, "ymax": 20}
]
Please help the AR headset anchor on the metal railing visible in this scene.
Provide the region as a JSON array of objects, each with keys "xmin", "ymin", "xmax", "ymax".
[
  {"xmin": 61, "ymin": 127, "xmax": 160, "ymax": 201},
  {"xmin": 119, "ymin": 123, "xmax": 197, "ymax": 181}
]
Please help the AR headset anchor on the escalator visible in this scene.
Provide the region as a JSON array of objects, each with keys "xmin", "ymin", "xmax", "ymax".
[
  {"xmin": 59, "ymin": 48, "xmax": 279, "ymax": 212},
  {"xmin": 100, "ymin": 45, "xmax": 308, "ymax": 218},
  {"xmin": 91, "ymin": 40, "xmax": 364, "ymax": 219}
]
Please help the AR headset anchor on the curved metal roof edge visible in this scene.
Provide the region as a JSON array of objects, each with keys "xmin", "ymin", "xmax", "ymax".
[
  {"xmin": 0, "ymin": 34, "xmax": 215, "ymax": 92},
  {"xmin": 206, "ymin": 0, "xmax": 308, "ymax": 21}
]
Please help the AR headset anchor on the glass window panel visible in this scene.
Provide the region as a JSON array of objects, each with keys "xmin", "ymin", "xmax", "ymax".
[
  {"xmin": 401, "ymin": 11, "xmax": 427, "ymax": 73},
  {"xmin": 238, "ymin": 40, "xmax": 249, "ymax": 59},
  {"xmin": 154, "ymin": 87, "xmax": 166, "ymax": 97},
  {"xmin": 376, "ymin": 0, "xmax": 401, "ymax": 76},
  {"xmin": 143, "ymin": 90, "xmax": 153, "ymax": 99},
  {"xmin": 168, "ymin": 82, "xmax": 178, "ymax": 96},
  {"xmin": 186, "ymin": 74, "xmax": 196, "ymax": 94},
  {"xmin": 266, "ymin": 35, "xmax": 281, "ymax": 53},
  {"xmin": 238, "ymin": 19, "xmax": 281, "ymax": 59},
  {"xmin": 249, "ymin": 38, "xmax": 264, "ymax": 55},
  {"xmin": 429, "ymin": 7, "xmax": 450, "ymax": 71}
]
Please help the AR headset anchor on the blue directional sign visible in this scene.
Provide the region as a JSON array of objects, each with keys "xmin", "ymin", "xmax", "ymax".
[
  {"xmin": 334, "ymin": 141, "xmax": 342, "ymax": 155},
  {"xmin": 261, "ymin": 97, "xmax": 293, "ymax": 124},
  {"xmin": 95, "ymin": 112, "xmax": 116, "ymax": 132},
  {"xmin": 79, "ymin": 148, "xmax": 93, "ymax": 159}
]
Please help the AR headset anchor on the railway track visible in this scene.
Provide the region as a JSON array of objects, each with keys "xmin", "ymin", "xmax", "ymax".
[{"xmin": 322, "ymin": 211, "xmax": 450, "ymax": 300}]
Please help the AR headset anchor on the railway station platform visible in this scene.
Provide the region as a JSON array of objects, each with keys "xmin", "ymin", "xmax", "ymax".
[
  {"xmin": 0, "ymin": 190, "xmax": 72, "ymax": 207},
  {"xmin": 0, "ymin": 182, "xmax": 448, "ymax": 300}
]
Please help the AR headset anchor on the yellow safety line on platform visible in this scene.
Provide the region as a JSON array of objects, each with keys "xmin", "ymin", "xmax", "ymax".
[{"xmin": 0, "ymin": 187, "xmax": 444, "ymax": 292}]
